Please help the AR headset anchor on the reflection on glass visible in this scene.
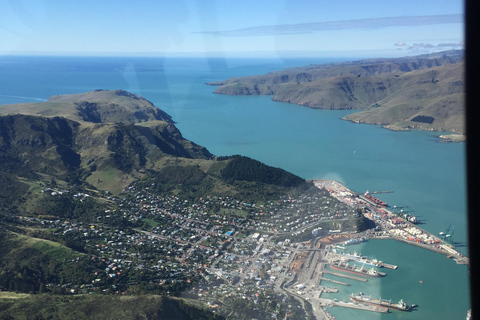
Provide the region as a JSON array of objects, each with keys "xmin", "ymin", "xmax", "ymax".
[{"xmin": 0, "ymin": 1, "xmax": 467, "ymax": 319}]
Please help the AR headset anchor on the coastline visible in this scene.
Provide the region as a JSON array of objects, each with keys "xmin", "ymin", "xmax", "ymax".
[
  {"xmin": 343, "ymin": 119, "xmax": 466, "ymax": 142},
  {"xmin": 438, "ymin": 134, "xmax": 466, "ymax": 142}
]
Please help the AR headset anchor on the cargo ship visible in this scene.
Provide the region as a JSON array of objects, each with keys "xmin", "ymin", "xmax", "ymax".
[
  {"xmin": 339, "ymin": 251, "xmax": 380, "ymax": 266},
  {"xmin": 339, "ymin": 252, "xmax": 398, "ymax": 269},
  {"xmin": 361, "ymin": 191, "xmax": 387, "ymax": 207},
  {"xmin": 354, "ymin": 256, "xmax": 383, "ymax": 268},
  {"xmin": 329, "ymin": 260, "xmax": 386, "ymax": 277},
  {"xmin": 350, "ymin": 292, "xmax": 412, "ymax": 311},
  {"xmin": 340, "ymin": 251, "xmax": 362, "ymax": 259}
]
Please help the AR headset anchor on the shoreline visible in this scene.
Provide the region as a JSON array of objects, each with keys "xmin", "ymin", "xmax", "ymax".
[{"xmin": 343, "ymin": 118, "xmax": 465, "ymax": 142}]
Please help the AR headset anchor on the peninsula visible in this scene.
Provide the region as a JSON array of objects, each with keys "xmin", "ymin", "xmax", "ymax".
[{"xmin": 207, "ymin": 50, "xmax": 465, "ymax": 137}]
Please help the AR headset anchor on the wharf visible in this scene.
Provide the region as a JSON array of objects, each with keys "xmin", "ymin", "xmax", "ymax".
[
  {"xmin": 382, "ymin": 263, "xmax": 398, "ymax": 270},
  {"xmin": 319, "ymin": 286, "xmax": 339, "ymax": 293},
  {"xmin": 389, "ymin": 234, "xmax": 469, "ymax": 265},
  {"xmin": 320, "ymin": 276, "xmax": 351, "ymax": 286},
  {"xmin": 319, "ymin": 298, "xmax": 389, "ymax": 313},
  {"xmin": 322, "ymin": 270, "xmax": 368, "ymax": 282},
  {"xmin": 351, "ymin": 257, "xmax": 398, "ymax": 270}
]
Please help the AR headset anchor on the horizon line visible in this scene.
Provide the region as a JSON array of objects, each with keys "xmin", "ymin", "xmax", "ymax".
[{"xmin": 0, "ymin": 48, "xmax": 463, "ymax": 59}]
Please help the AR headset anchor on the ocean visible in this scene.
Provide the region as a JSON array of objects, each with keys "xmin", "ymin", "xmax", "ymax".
[{"xmin": 0, "ymin": 55, "xmax": 470, "ymax": 319}]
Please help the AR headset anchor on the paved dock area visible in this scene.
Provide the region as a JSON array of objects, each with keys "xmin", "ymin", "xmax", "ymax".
[
  {"xmin": 318, "ymin": 298, "xmax": 389, "ymax": 313},
  {"xmin": 322, "ymin": 270, "xmax": 368, "ymax": 282},
  {"xmin": 320, "ymin": 276, "xmax": 350, "ymax": 286},
  {"xmin": 313, "ymin": 179, "xmax": 469, "ymax": 265},
  {"xmin": 382, "ymin": 263, "xmax": 398, "ymax": 269},
  {"xmin": 319, "ymin": 286, "xmax": 339, "ymax": 293}
]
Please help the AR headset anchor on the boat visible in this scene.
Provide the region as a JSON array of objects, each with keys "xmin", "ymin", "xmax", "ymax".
[
  {"xmin": 408, "ymin": 216, "xmax": 418, "ymax": 224},
  {"xmin": 339, "ymin": 252, "xmax": 384, "ymax": 267},
  {"xmin": 339, "ymin": 251, "xmax": 362, "ymax": 259},
  {"xmin": 343, "ymin": 237, "xmax": 365, "ymax": 246},
  {"xmin": 329, "ymin": 260, "xmax": 386, "ymax": 278},
  {"xmin": 361, "ymin": 191, "xmax": 387, "ymax": 207},
  {"xmin": 354, "ymin": 257, "xmax": 383, "ymax": 268},
  {"xmin": 350, "ymin": 292, "xmax": 411, "ymax": 311}
]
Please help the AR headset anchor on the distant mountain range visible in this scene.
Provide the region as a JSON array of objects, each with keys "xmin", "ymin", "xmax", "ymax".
[{"xmin": 207, "ymin": 50, "xmax": 464, "ymax": 134}]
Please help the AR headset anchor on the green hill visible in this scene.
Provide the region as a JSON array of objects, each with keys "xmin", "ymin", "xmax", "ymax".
[
  {"xmin": 0, "ymin": 293, "xmax": 224, "ymax": 320},
  {"xmin": 0, "ymin": 89, "xmax": 173, "ymax": 124},
  {"xmin": 0, "ymin": 90, "xmax": 213, "ymax": 194}
]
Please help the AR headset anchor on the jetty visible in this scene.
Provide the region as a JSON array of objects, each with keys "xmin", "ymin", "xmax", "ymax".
[
  {"xmin": 322, "ymin": 270, "xmax": 368, "ymax": 282},
  {"xmin": 348, "ymin": 256, "xmax": 398, "ymax": 270},
  {"xmin": 319, "ymin": 286, "xmax": 339, "ymax": 293},
  {"xmin": 320, "ymin": 277, "xmax": 350, "ymax": 286},
  {"xmin": 319, "ymin": 298, "xmax": 389, "ymax": 313}
]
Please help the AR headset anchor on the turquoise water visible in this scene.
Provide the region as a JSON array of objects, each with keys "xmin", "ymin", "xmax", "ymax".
[
  {"xmin": 0, "ymin": 56, "xmax": 470, "ymax": 319},
  {"xmin": 325, "ymin": 240, "xmax": 469, "ymax": 319}
]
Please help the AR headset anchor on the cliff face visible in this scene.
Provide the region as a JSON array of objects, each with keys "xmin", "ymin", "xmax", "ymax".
[
  {"xmin": 0, "ymin": 115, "xmax": 81, "ymax": 178},
  {"xmin": 208, "ymin": 50, "xmax": 465, "ymax": 133}
]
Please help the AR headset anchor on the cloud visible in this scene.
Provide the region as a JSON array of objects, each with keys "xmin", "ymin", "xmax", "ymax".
[
  {"xmin": 394, "ymin": 41, "xmax": 406, "ymax": 47},
  {"xmin": 409, "ymin": 43, "xmax": 435, "ymax": 49},
  {"xmin": 436, "ymin": 42, "xmax": 464, "ymax": 48},
  {"xmin": 407, "ymin": 42, "xmax": 463, "ymax": 50},
  {"xmin": 196, "ymin": 14, "xmax": 462, "ymax": 37}
]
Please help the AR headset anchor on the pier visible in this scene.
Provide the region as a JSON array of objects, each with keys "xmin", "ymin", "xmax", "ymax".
[
  {"xmin": 330, "ymin": 251, "xmax": 399, "ymax": 271},
  {"xmin": 319, "ymin": 299, "xmax": 389, "ymax": 313},
  {"xmin": 319, "ymin": 286, "xmax": 339, "ymax": 293},
  {"xmin": 351, "ymin": 257, "xmax": 398, "ymax": 270},
  {"xmin": 322, "ymin": 270, "xmax": 368, "ymax": 282},
  {"xmin": 320, "ymin": 276, "xmax": 351, "ymax": 286}
]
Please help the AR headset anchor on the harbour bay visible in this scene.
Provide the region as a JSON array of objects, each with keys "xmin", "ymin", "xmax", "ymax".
[{"xmin": 0, "ymin": 56, "xmax": 469, "ymax": 319}]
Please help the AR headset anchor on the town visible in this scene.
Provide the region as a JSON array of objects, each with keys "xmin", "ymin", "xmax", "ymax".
[{"xmin": 14, "ymin": 179, "xmax": 467, "ymax": 320}]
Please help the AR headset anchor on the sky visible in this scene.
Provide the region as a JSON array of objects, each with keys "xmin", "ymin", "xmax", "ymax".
[{"xmin": 0, "ymin": 0, "xmax": 464, "ymax": 58}]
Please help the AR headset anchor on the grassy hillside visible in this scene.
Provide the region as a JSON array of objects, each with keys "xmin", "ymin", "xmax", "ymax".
[
  {"xmin": 0, "ymin": 89, "xmax": 173, "ymax": 125},
  {"xmin": 0, "ymin": 91, "xmax": 214, "ymax": 194},
  {"xmin": 342, "ymin": 64, "xmax": 465, "ymax": 132},
  {"xmin": 0, "ymin": 294, "xmax": 224, "ymax": 320},
  {"xmin": 134, "ymin": 155, "xmax": 307, "ymax": 203}
]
